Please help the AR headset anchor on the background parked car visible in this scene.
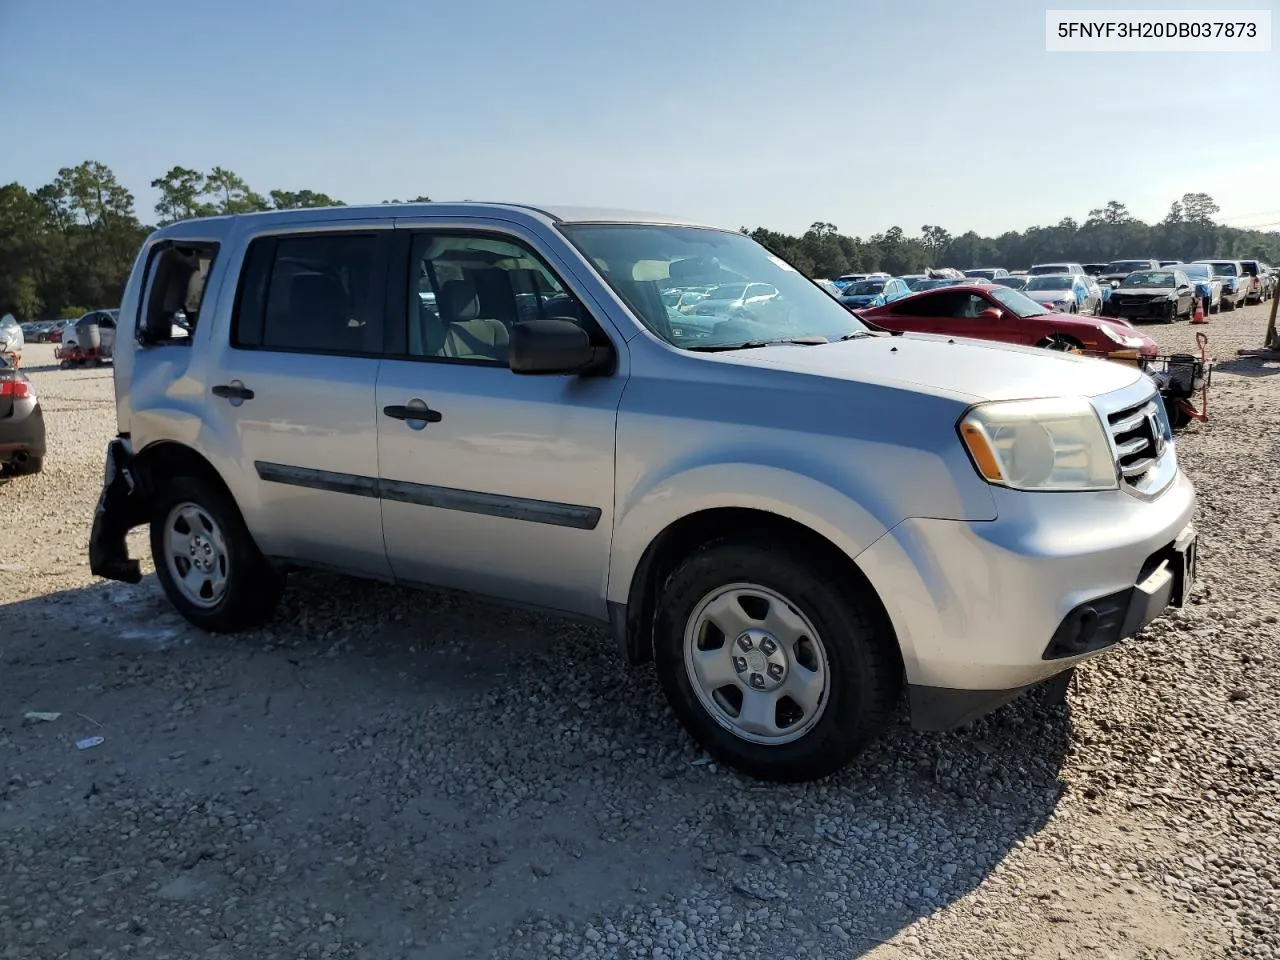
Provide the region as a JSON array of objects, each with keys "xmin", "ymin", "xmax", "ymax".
[
  {"xmin": 1167, "ymin": 262, "xmax": 1223, "ymax": 314},
  {"xmin": 909, "ymin": 277, "xmax": 976, "ymax": 292},
  {"xmin": 1023, "ymin": 273, "xmax": 1103, "ymax": 315},
  {"xmin": 855, "ymin": 283, "xmax": 1157, "ymax": 358},
  {"xmin": 0, "ymin": 351, "xmax": 45, "ymax": 475},
  {"xmin": 0, "ymin": 313, "xmax": 24, "ymax": 359},
  {"xmin": 838, "ymin": 277, "xmax": 912, "ymax": 310},
  {"xmin": 1028, "ymin": 261, "xmax": 1088, "ymax": 276},
  {"xmin": 1193, "ymin": 260, "xmax": 1249, "ymax": 310},
  {"xmin": 1098, "ymin": 259, "xmax": 1160, "ymax": 289},
  {"xmin": 690, "ymin": 282, "xmax": 786, "ymax": 323},
  {"xmin": 992, "ymin": 275, "xmax": 1029, "ymax": 290},
  {"xmin": 1100, "ymin": 269, "xmax": 1196, "ymax": 323},
  {"xmin": 963, "ymin": 267, "xmax": 1010, "ymax": 280},
  {"xmin": 1239, "ymin": 260, "xmax": 1273, "ymax": 304}
]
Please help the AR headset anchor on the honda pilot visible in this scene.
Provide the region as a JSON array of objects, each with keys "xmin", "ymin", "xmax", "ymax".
[{"xmin": 89, "ymin": 203, "xmax": 1198, "ymax": 782}]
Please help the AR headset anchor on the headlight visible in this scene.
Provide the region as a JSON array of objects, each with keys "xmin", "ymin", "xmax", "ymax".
[
  {"xmin": 958, "ymin": 397, "xmax": 1118, "ymax": 492},
  {"xmin": 1098, "ymin": 325, "xmax": 1142, "ymax": 347}
]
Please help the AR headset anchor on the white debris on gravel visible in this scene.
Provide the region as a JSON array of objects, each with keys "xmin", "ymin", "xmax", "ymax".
[{"xmin": 1, "ymin": 310, "xmax": 1278, "ymax": 959}]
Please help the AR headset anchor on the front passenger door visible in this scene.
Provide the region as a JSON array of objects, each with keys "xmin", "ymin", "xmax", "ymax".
[{"xmin": 374, "ymin": 227, "xmax": 626, "ymax": 618}]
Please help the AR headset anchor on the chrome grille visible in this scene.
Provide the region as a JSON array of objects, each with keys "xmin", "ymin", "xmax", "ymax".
[{"xmin": 1106, "ymin": 397, "xmax": 1163, "ymax": 486}]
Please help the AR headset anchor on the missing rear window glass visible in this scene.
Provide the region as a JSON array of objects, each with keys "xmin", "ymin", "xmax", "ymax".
[{"xmin": 139, "ymin": 242, "xmax": 220, "ymax": 345}]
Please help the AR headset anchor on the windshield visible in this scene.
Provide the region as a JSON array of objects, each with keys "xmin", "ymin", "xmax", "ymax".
[
  {"xmin": 964, "ymin": 269, "xmax": 996, "ymax": 279},
  {"xmin": 993, "ymin": 276, "xmax": 1027, "ymax": 289},
  {"xmin": 705, "ymin": 283, "xmax": 749, "ymax": 301},
  {"xmin": 988, "ymin": 286, "xmax": 1053, "ymax": 317},
  {"xmin": 1025, "ymin": 275, "xmax": 1073, "ymax": 292},
  {"xmin": 844, "ymin": 280, "xmax": 886, "ymax": 295},
  {"xmin": 1176, "ymin": 264, "xmax": 1209, "ymax": 280},
  {"xmin": 1201, "ymin": 262, "xmax": 1237, "ymax": 276},
  {"xmin": 1125, "ymin": 271, "xmax": 1177, "ymax": 288},
  {"xmin": 561, "ymin": 224, "xmax": 868, "ymax": 349},
  {"xmin": 1105, "ymin": 260, "xmax": 1150, "ymax": 273},
  {"xmin": 1029, "ymin": 264, "xmax": 1072, "ymax": 275}
]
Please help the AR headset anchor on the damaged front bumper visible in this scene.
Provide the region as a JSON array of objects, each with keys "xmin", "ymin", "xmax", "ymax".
[{"xmin": 88, "ymin": 436, "xmax": 146, "ymax": 584}]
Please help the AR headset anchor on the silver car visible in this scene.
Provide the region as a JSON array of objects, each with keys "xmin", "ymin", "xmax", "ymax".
[
  {"xmin": 1022, "ymin": 273, "xmax": 1103, "ymax": 315},
  {"xmin": 89, "ymin": 204, "xmax": 1198, "ymax": 782}
]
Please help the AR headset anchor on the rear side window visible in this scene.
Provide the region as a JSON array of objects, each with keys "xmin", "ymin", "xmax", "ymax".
[
  {"xmin": 233, "ymin": 232, "xmax": 385, "ymax": 355},
  {"xmin": 891, "ymin": 292, "xmax": 968, "ymax": 316}
]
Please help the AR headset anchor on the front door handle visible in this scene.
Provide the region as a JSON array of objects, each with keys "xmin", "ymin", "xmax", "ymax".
[
  {"xmin": 383, "ymin": 401, "xmax": 442, "ymax": 424},
  {"xmin": 212, "ymin": 381, "xmax": 254, "ymax": 403}
]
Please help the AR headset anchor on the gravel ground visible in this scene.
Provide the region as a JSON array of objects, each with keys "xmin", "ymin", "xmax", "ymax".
[{"xmin": 2, "ymin": 303, "xmax": 1278, "ymax": 960}]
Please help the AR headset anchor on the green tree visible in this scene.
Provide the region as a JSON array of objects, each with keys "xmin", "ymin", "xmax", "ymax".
[
  {"xmin": 204, "ymin": 167, "xmax": 269, "ymax": 214},
  {"xmin": 270, "ymin": 189, "xmax": 344, "ymax": 209},
  {"xmin": 151, "ymin": 166, "xmax": 213, "ymax": 224}
]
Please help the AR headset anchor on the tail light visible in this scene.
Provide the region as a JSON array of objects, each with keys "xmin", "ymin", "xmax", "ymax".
[{"xmin": 0, "ymin": 380, "xmax": 31, "ymax": 399}]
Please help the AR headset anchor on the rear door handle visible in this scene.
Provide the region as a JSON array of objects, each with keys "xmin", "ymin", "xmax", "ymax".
[
  {"xmin": 212, "ymin": 381, "xmax": 254, "ymax": 402},
  {"xmin": 383, "ymin": 402, "xmax": 442, "ymax": 424}
]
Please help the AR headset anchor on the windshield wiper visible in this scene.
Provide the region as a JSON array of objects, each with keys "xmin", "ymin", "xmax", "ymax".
[
  {"xmin": 686, "ymin": 336, "xmax": 830, "ymax": 352},
  {"xmin": 836, "ymin": 331, "xmax": 875, "ymax": 341}
]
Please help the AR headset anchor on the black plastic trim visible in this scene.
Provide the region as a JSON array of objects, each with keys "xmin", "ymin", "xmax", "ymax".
[
  {"xmin": 254, "ymin": 461, "xmax": 378, "ymax": 499},
  {"xmin": 378, "ymin": 477, "xmax": 601, "ymax": 529},
  {"xmin": 253, "ymin": 461, "xmax": 601, "ymax": 530},
  {"xmin": 907, "ymin": 682, "xmax": 1037, "ymax": 732}
]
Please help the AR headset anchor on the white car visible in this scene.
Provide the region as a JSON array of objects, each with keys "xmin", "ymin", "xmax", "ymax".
[
  {"xmin": 0, "ymin": 313, "xmax": 25, "ymax": 358},
  {"xmin": 1193, "ymin": 260, "xmax": 1249, "ymax": 310},
  {"xmin": 1022, "ymin": 273, "xmax": 1103, "ymax": 315}
]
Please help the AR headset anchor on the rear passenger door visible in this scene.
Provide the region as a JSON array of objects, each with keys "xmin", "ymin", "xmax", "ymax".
[
  {"xmin": 374, "ymin": 225, "xmax": 626, "ymax": 618},
  {"xmin": 208, "ymin": 226, "xmax": 393, "ymax": 579}
]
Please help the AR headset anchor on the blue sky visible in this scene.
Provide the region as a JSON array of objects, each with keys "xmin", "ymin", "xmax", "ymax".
[{"xmin": 3, "ymin": 0, "xmax": 1277, "ymax": 237}]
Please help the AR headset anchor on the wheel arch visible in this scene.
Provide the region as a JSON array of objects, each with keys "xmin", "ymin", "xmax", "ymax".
[
  {"xmin": 134, "ymin": 440, "xmax": 236, "ymax": 503},
  {"xmin": 1036, "ymin": 331, "xmax": 1085, "ymax": 350},
  {"xmin": 615, "ymin": 506, "xmax": 900, "ymax": 672}
]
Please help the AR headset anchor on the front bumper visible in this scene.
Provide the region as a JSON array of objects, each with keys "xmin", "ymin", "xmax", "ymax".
[
  {"xmin": 1103, "ymin": 298, "xmax": 1175, "ymax": 320},
  {"xmin": 88, "ymin": 437, "xmax": 146, "ymax": 584},
  {"xmin": 857, "ymin": 469, "xmax": 1197, "ymax": 730},
  {"xmin": 0, "ymin": 400, "xmax": 47, "ymax": 462}
]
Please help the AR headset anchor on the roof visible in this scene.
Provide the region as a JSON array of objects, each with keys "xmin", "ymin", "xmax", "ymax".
[{"xmin": 150, "ymin": 202, "xmax": 718, "ymax": 241}]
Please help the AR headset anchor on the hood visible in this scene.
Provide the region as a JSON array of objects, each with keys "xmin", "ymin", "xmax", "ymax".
[
  {"xmin": 841, "ymin": 295, "xmax": 882, "ymax": 306},
  {"xmin": 719, "ymin": 332, "xmax": 1144, "ymax": 403}
]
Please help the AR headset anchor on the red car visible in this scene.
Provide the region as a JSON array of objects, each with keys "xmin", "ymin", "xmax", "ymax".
[{"xmin": 854, "ymin": 284, "xmax": 1157, "ymax": 360}]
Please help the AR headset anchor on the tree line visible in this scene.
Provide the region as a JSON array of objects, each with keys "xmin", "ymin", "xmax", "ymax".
[
  {"xmin": 2, "ymin": 160, "xmax": 1277, "ymax": 322},
  {"xmin": 0, "ymin": 161, "xmax": 430, "ymax": 321},
  {"xmin": 745, "ymin": 195, "xmax": 1280, "ymax": 279}
]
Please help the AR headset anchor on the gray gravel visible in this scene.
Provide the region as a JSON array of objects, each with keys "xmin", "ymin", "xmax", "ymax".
[{"xmin": 1, "ymin": 307, "xmax": 1278, "ymax": 959}]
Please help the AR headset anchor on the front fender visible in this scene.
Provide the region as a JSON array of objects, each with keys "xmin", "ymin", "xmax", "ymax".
[{"xmin": 608, "ymin": 461, "xmax": 898, "ymax": 606}]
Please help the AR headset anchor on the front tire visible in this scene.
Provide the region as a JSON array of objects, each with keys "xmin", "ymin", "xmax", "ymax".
[
  {"xmin": 1039, "ymin": 334, "xmax": 1082, "ymax": 352},
  {"xmin": 653, "ymin": 539, "xmax": 901, "ymax": 782},
  {"xmin": 150, "ymin": 475, "xmax": 284, "ymax": 632}
]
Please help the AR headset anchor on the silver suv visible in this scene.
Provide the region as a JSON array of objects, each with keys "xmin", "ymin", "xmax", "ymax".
[{"xmin": 89, "ymin": 204, "xmax": 1198, "ymax": 782}]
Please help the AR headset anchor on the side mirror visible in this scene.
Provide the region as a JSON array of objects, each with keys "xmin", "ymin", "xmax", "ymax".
[
  {"xmin": 978, "ymin": 307, "xmax": 1004, "ymax": 320},
  {"xmin": 508, "ymin": 318, "xmax": 611, "ymax": 376}
]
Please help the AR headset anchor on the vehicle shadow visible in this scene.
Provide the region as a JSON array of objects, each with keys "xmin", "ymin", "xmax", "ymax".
[
  {"xmin": 0, "ymin": 571, "xmax": 1072, "ymax": 958},
  {"xmin": 1209, "ymin": 355, "xmax": 1280, "ymax": 379}
]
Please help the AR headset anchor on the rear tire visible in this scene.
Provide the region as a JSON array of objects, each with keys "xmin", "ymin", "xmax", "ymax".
[
  {"xmin": 150, "ymin": 474, "xmax": 284, "ymax": 633},
  {"xmin": 653, "ymin": 539, "xmax": 901, "ymax": 782}
]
